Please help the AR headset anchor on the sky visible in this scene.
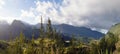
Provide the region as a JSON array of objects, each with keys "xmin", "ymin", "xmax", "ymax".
[{"xmin": 0, "ymin": 0, "xmax": 120, "ymax": 33}]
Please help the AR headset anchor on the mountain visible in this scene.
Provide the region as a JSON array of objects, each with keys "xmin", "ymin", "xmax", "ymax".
[
  {"xmin": 0, "ymin": 20, "xmax": 40, "ymax": 40},
  {"xmin": 35, "ymin": 24, "xmax": 104, "ymax": 39},
  {"xmin": 10, "ymin": 20, "xmax": 40, "ymax": 39},
  {"xmin": 0, "ymin": 20, "xmax": 104, "ymax": 40},
  {"xmin": 0, "ymin": 21, "xmax": 10, "ymax": 40},
  {"xmin": 53, "ymin": 24, "xmax": 104, "ymax": 39}
]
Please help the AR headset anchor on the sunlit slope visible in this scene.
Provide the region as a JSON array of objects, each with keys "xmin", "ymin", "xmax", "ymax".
[{"xmin": 109, "ymin": 23, "xmax": 120, "ymax": 35}]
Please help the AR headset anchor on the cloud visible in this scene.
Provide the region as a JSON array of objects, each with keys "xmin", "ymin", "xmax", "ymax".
[
  {"xmin": 0, "ymin": 16, "xmax": 21, "ymax": 24},
  {"xmin": 20, "ymin": 0, "xmax": 120, "ymax": 33},
  {"xmin": 21, "ymin": 9, "xmax": 35, "ymax": 18},
  {"xmin": 20, "ymin": 7, "xmax": 37, "ymax": 24},
  {"xmin": 0, "ymin": 0, "xmax": 5, "ymax": 9}
]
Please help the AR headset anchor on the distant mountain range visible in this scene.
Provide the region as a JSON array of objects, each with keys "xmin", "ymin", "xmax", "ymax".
[{"xmin": 0, "ymin": 20, "xmax": 104, "ymax": 40}]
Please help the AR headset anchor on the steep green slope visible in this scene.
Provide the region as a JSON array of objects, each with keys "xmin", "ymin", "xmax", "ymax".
[{"xmin": 109, "ymin": 23, "xmax": 120, "ymax": 35}]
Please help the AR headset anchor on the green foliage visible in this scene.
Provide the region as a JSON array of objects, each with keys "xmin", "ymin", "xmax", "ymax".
[
  {"xmin": 99, "ymin": 32, "xmax": 119, "ymax": 53},
  {"xmin": 89, "ymin": 40, "xmax": 100, "ymax": 54}
]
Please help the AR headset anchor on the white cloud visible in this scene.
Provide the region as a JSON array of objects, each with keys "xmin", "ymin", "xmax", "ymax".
[
  {"xmin": 0, "ymin": 16, "xmax": 21, "ymax": 24},
  {"xmin": 20, "ymin": 0, "xmax": 120, "ymax": 33},
  {"xmin": 0, "ymin": 0, "xmax": 5, "ymax": 9},
  {"xmin": 91, "ymin": 27, "xmax": 108, "ymax": 34},
  {"xmin": 100, "ymin": 29, "xmax": 108, "ymax": 34},
  {"xmin": 35, "ymin": 1, "xmax": 53, "ymax": 14},
  {"xmin": 21, "ymin": 8, "xmax": 35, "ymax": 18},
  {"xmin": 60, "ymin": 0, "xmax": 120, "ymax": 30}
]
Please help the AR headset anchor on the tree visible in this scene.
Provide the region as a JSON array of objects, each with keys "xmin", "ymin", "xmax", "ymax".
[
  {"xmin": 19, "ymin": 32, "xmax": 25, "ymax": 44},
  {"xmin": 40, "ymin": 16, "xmax": 45, "ymax": 38},
  {"xmin": 46, "ymin": 18, "xmax": 53, "ymax": 38}
]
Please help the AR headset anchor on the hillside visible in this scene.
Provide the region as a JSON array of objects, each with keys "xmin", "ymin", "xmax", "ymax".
[{"xmin": 109, "ymin": 23, "xmax": 120, "ymax": 36}]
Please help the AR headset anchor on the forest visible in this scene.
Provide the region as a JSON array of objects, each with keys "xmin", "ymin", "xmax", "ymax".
[{"xmin": 0, "ymin": 18, "xmax": 120, "ymax": 54}]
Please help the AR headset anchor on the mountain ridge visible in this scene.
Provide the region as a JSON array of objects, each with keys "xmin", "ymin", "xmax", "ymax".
[{"xmin": 0, "ymin": 20, "xmax": 104, "ymax": 40}]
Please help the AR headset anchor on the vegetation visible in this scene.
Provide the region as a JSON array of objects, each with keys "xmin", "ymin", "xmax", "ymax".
[{"xmin": 0, "ymin": 17, "xmax": 120, "ymax": 54}]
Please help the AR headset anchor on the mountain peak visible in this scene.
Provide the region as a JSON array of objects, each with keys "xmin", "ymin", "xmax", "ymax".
[
  {"xmin": 10, "ymin": 20, "xmax": 26, "ymax": 30},
  {"xmin": 12, "ymin": 20, "xmax": 23, "ymax": 24}
]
